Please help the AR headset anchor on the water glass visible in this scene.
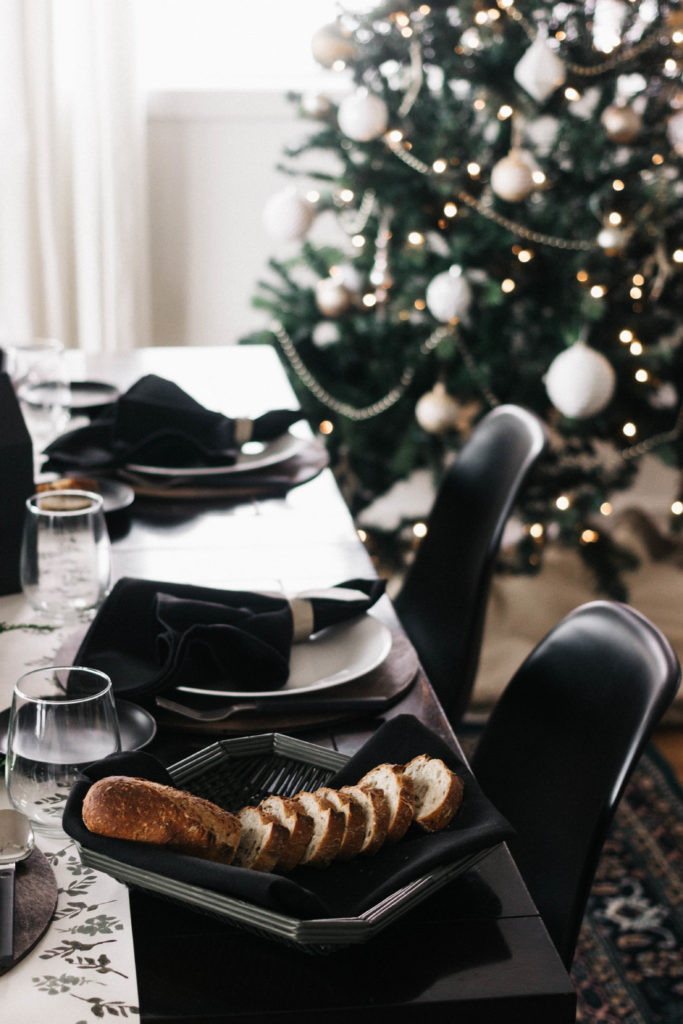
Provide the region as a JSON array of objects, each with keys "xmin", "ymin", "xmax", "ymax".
[
  {"xmin": 5, "ymin": 337, "xmax": 70, "ymax": 468},
  {"xmin": 5, "ymin": 666, "xmax": 121, "ymax": 836},
  {"xmin": 20, "ymin": 490, "xmax": 112, "ymax": 624}
]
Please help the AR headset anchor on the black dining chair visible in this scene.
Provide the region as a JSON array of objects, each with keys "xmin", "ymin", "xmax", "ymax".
[
  {"xmin": 471, "ymin": 600, "xmax": 681, "ymax": 968},
  {"xmin": 392, "ymin": 403, "xmax": 548, "ymax": 726}
]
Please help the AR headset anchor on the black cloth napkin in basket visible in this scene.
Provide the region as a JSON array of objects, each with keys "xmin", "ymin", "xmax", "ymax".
[
  {"xmin": 63, "ymin": 716, "xmax": 513, "ymax": 920},
  {"xmin": 73, "ymin": 576, "xmax": 386, "ymax": 699},
  {"xmin": 43, "ymin": 374, "xmax": 304, "ymax": 471}
]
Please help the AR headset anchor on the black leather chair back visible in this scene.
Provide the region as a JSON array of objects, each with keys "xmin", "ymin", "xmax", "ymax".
[
  {"xmin": 393, "ymin": 404, "xmax": 548, "ymax": 725},
  {"xmin": 471, "ymin": 600, "xmax": 681, "ymax": 967}
]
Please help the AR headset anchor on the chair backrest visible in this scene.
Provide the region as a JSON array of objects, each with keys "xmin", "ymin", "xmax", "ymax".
[
  {"xmin": 471, "ymin": 600, "xmax": 681, "ymax": 967},
  {"xmin": 393, "ymin": 403, "xmax": 548, "ymax": 725}
]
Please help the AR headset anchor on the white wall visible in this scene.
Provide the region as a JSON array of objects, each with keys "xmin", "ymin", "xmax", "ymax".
[{"xmin": 147, "ymin": 89, "xmax": 342, "ymax": 348}]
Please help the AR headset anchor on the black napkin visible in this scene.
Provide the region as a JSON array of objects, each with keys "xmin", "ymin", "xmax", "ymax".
[
  {"xmin": 43, "ymin": 374, "xmax": 304, "ymax": 471},
  {"xmin": 62, "ymin": 716, "xmax": 513, "ymax": 921},
  {"xmin": 73, "ymin": 576, "xmax": 386, "ymax": 699}
]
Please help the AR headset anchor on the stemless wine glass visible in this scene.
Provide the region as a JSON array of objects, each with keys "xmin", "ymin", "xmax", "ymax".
[
  {"xmin": 5, "ymin": 666, "xmax": 121, "ymax": 836},
  {"xmin": 20, "ymin": 490, "xmax": 112, "ymax": 624},
  {"xmin": 5, "ymin": 338, "xmax": 70, "ymax": 470}
]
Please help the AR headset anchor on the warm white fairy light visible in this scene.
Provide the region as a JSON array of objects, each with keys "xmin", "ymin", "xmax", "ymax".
[
  {"xmin": 673, "ymin": 249, "xmax": 683, "ymax": 263},
  {"xmin": 529, "ymin": 523, "xmax": 544, "ymax": 538},
  {"xmin": 623, "ymin": 422, "xmax": 637, "ymax": 437},
  {"xmin": 581, "ymin": 529, "xmax": 599, "ymax": 544},
  {"xmin": 565, "ymin": 87, "xmax": 581, "ymax": 101},
  {"xmin": 467, "ymin": 162, "xmax": 481, "ymax": 176},
  {"xmin": 556, "ymin": 495, "xmax": 570, "ymax": 510},
  {"xmin": 387, "ymin": 129, "xmax": 403, "ymax": 144},
  {"xmin": 672, "ymin": 30, "xmax": 683, "ymax": 44},
  {"xmin": 339, "ymin": 188, "xmax": 354, "ymax": 203},
  {"xmin": 407, "ymin": 231, "xmax": 425, "ymax": 245},
  {"xmin": 664, "ymin": 58, "xmax": 677, "ymax": 72},
  {"xmin": 591, "ymin": 284, "xmax": 607, "ymax": 298},
  {"xmin": 672, "ymin": 501, "xmax": 683, "ymax": 516},
  {"xmin": 351, "ymin": 234, "xmax": 365, "ymax": 248},
  {"xmin": 517, "ymin": 249, "xmax": 533, "ymax": 262},
  {"xmin": 612, "ymin": 179, "xmax": 625, "ymax": 191},
  {"xmin": 413, "ymin": 521, "xmax": 428, "ymax": 538},
  {"xmin": 306, "ymin": 190, "xmax": 320, "ymax": 203},
  {"xmin": 633, "ymin": 273, "xmax": 644, "ymax": 285},
  {"xmin": 475, "ymin": 10, "xmax": 489, "ymax": 24},
  {"xmin": 577, "ymin": 270, "xmax": 589, "ymax": 283},
  {"xmin": 320, "ymin": 420, "xmax": 334, "ymax": 435},
  {"xmin": 630, "ymin": 286, "xmax": 643, "ymax": 299},
  {"xmin": 635, "ymin": 368, "xmax": 649, "ymax": 382},
  {"xmin": 443, "ymin": 202, "xmax": 458, "ymax": 217},
  {"xmin": 630, "ymin": 340, "xmax": 643, "ymax": 355},
  {"xmin": 600, "ymin": 502, "xmax": 613, "ymax": 516},
  {"xmin": 608, "ymin": 211, "xmax": 622, "ymax": 225},
  {"xmin": 357, "ymin": 528, "xmax": 368, "ymax": 543},
  {"xmin": 332, "ymin": 60, "xmax": 347, "ymax": 72},
  {"xmin": 619, "ymin": 328, "xmax": 634, "ymax": 343},
  {"xmin": 432, "ymin": 158, "xmax": 448, "ymax": 173},
  {"xmin": 532, "ymin": 170, "xmax": 547, "ymax": 184},
  {"xmin": 652, "ymin": 153, "xmax": 664, "ymax": 165},
  {"xmin": 473, "ymin": 98, "xmax": 486, "ymax": 111},
  {"xmin": 401, "ymin": 26, "xmax": 413, "ymax": 38},
  {"xmin": 501, "ymin": 278, "xmax": 515, "ymax": 292},
  {"xmin": 363, "ymin": 293, "xmax": 377, "ymax": 307},
  {"xmin": 395, "ymin": 12, "xmax": 410, "ymax": 27},
  {"xmin": 498, "ymin": 104, "xmax": 513, "ymax": 119}
]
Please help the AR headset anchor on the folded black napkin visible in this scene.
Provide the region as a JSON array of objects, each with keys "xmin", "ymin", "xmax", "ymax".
[
  {"xmin": 43, "ymin": 374, "xmax": 304, "ymax": 471},
  {"xmin": 74, "ymin": 576, "xmax": 386, "ymax": 700},
  {"xmin": 62, "ymin": 716, "xmax": 513, "ymax": 920}
]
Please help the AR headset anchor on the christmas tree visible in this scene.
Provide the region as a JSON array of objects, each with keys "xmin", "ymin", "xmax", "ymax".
[{"xmin": 241, "ymin": 0, "xmax": 683, "ymax": 599}]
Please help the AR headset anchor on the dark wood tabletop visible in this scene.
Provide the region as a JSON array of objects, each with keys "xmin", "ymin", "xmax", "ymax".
[{"xmin": 66, "ymin": 345, "xmax": 576, "ymax": 1023}]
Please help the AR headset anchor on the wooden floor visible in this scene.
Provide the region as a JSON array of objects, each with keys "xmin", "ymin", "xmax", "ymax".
[{"xmin": 653, "ymin": 727, "xmax": 683, "ymax": 784}]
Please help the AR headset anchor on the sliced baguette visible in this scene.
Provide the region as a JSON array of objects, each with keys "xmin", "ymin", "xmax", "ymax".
[
  {"xmin": 258, "ymin": 795, "xmax": 314, "ymax": 872},
  {"xmin": 233, "ymin": 806, "xmax": 289, "ymax": 872},
  {"xmin": 82, "ymin": 775, "xmax": 242, "ymax": 865},
  {"xmin": 315, "ymin": 787, "xmax": 365, "ymax": 861},
  {"xmin": 295, "ymin": 791, "xmax": 345, "ymax": 867},
  {"xmin": 404, "ymin": 754, "xmax": 464, "ymax": 832},
  {"xmin": 357, "ymin": 763, "xmax": 415, "ymax": 843},
  {"xmin": 339, "ymin": 784, "xmax": 389, "ymax": 855}
]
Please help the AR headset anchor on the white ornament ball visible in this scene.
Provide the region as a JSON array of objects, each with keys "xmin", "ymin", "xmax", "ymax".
[
  {"xmin": 514, "ymin": 29, "xmax": 566, "ymax": 104},
  {"xmin": 301, "ymin": 93, "xmax": 332, "ymax": 119},
  {"xmin": 415, "ymin": 382, "xmax": 461, "ymax": 434},
  {"xmin": 490, "ymin": 151, "xmax": 535, "ymax": 202},
  {"xmin": 600, "ymin": 104, "xmax": 642, "ymax": 144},
  {"xmin": 338, "ymin": 91, "xmax": 389, "ymax": 142},
  {"xmin": 315, "ymin": 277, "xmax": 352, "ymax": 318},
  {"xmin": 597, "ymin": 225, "xmax": 628, "ymax": 255},
  {"xmin": 544, "ymin": 341, "xmax": 616, "ymax": 419},
  {"xmin": 263, "ymin": 188, "xmax": 316, "ymax": 242},
  {"xmin": 667, "ymin": 109, "xmax": 683, "ymax": 155},
  {"xmin": 311, "ymin": 24, "xmax": 356, "ymax": 68},
  {"xmin": 426, "ymin": 267, "xmax": 472, "ymax": 322},
  {"xmin": 312, "ymin": 321, "xmax": 341, "ymax": 349}
]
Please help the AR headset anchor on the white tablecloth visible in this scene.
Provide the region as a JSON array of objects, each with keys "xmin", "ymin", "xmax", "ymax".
[{"xmin": 0, "ymin": 593, "xmax": 140, "ymax": 1023}]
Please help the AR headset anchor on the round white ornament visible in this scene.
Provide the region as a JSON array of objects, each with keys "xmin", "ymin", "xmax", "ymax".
[
  {"xmin": 338, "ymin": 90, "xmax": 389, "ymax": 142},
  {"xmin": 490, "ymin": 150, "xmax": 535, "ymax": 202},
  {"xmin": 667, "ymin": 109, "xmax": 683, "ymax": 155},
  {"xmin": 514, "ymin": 29, "xmax": 566, "ymax": 104},
  {"xmin": 315, "ymin": 277, "xmax": 352, "ymax": 317},
  {"xmin": 426, "ymin": 267, "xmax": 472, "ymax": 322},
  {"xmin": 312, "ymin": 321, "xmax": 341, "ymax": 349},
  {"xmin": 600, "ymin": 104, "xmax": 641, "ymax": 143},
  {"xmin": 544, "ymin": 341, "xmax": 616, "ymax": 419},
  {"xmin": 597, "ymin": 224, "xmax": 628, "ymax": 255},
  {"xmin": 415, "ymin": 382, "xmax": 461, "ymax": 434},
  {"xmin": 311, "ymin": 24, "xmax": 356, "ymax": 68},
  {"xmin": 263, "ymin": 188, "xmax": 316, "ymax": 242}
]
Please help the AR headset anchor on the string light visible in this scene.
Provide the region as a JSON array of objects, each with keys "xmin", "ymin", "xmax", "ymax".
[
  {"xmin": 432, "ymin": 158, "xmax": 448, "ymax": 173},
  {"xmin": 673, "ymin": 249, "xmax": 683, "ymax": 263},
  {"xmin": 362, "ymin": 293, "xmax": 377, "ymax": 307},
  {"xmin": 672, "ymin": 502, "xmax": 683, "ymax": 516},
  {"xmin": 443, "ymin": 202, "xmax": 458, "ymax": 217},
  {"xmin": 633, "ymin": 274, "xmax": 644, "ymax": 286},
  {"xmin": 498, "ymin": 105, "xmax": 513, "ymax": 119},
  {"xmin": 600, "ymin": 502, "xmax": 613, "ymax": 516},
  {"xmin": 576, "ymin": 270, "xmax": 589, "ymax": 282},
  {"xmin": 320, "ymin": 420, "xmax": 334, "ymax": 435},
  {"xmin": 339, "ymin": 188, "xmax": 354, "ymax": 203},
  {"xmin": 608, "ymin": 212, "xmax": 622, "ymax": 225},
  {"xmin": 306, "ymin": 190, "xmax": 320, "ymax": 203},
  {"xmin": 623, "ymin": 422, "xmax": 637, "ymax": 437},
  {"xmin": 652, "ymin": 153, "xmax": 664, "ymax": 164},
  {"xmin": 529, "ymin": 523, "xmax": 544, "ymax": 538},
  {"xmin": 564, "ymin": 87, "xmax": 581, "ymax": 101},
  {"xmin": 407, "ymin": 231, "xmax": 425, "ymax": 245},
  {"xmin": 619, "ymin": 329, "xmax": 634, "ymax": 343},
  {"xmin": 517, "ymin": 249, "xmax": 533, "ymax": 262},
  {"xmin": 590, "ymin": 284, "xmax": 607, "ymax": 298},
  {"xmin": 467, "ymin": 162, "xmax": 481, "ymax": 176},
  {"xmin": 581, "ymin": 529, "xmax": 599, "ymax": 544},
  {"xmin": 630, "ymin": 340, "xmax": 643, "ymax": 355},
  {"xmin": 612, "ymin": 179, "xmax": 625, "ymax": 191},
  {"xmin": 635, "ymin": 368, "xmax": 649, "ymax": 382},
  {"xmin": 630, "ymin": 286, "xmax": 643, "ymax": 299},
  {"xmin": 501, "ymin": 278, "xmax": 516, "ymax": 292},
  {"xmin": 357, "ymin": 528, "xmax": 368, "ymax": 543},
  {"xmin": 556, "ymin": 495, "xmax": 570, "ymax": 510},
  {"xmin": 351, "ymin": 234, "xmax": 365, "ymax": 248},
  {"xmin": 413, "ymin": 521, "xmax": 428, "ymax": 538}
]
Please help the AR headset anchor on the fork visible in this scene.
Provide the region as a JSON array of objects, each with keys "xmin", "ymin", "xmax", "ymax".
[{"xmin": 155, "ymin": 694, "xmax": 388, "ymax": 723}]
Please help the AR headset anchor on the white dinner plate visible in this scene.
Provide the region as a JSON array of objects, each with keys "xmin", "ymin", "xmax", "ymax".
[
  {"xmin": 177, "ymin": 614, "xmax": 393, "ymax": 699},
  {"xmin": 126, "ymin": 431, "xmax": 306, "ymax": 479}
]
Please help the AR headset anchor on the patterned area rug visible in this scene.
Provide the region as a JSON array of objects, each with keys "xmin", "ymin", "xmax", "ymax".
[{"xmin": 458, "ymin": 735, "xmax": 683, "ymax": 1023}]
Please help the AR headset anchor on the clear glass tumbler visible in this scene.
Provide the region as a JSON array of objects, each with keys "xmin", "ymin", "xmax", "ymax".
[
  {"xmin": 5, "ymin": 338, "xmax": 70, "ymax": 469},
  {"xmin": 5, "ymin": 666, "xmax": 121, "ymax": 836},
  {"xmin": 20, "ymin": 490, "xmax": 112, "ymax": 624}
]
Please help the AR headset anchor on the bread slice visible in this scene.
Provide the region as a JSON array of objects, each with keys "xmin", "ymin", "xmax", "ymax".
[
  {"xmin": 314, "ymin": 787, "xmax": 365, "ymax": 861},
  {"xmin": 233, "ymin": 806, "xmax": 289, "ymax": 872},
  {"xmin": 294, "ymin": 791, "xmax": 345, "ymax": 867},
  {"xmin": 82, "ymin": 775, "xmax": 241, "ymax": 864},
  {"xmin": 404, "ymin": 754, "xmax": 464, "ymax": 832},
  {"xmin": 258, "ymin": 795, "xmax": 314, "ymax": 872},
  {"xmin": 357, "ymin": 763, "xmax": 415, "ymax": 843},
  {"xmin": 339, "ymin": 784, "xmax": 389, "ymax": 855}
]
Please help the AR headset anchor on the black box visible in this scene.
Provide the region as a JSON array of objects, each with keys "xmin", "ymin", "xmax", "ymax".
[{"xmin": 0, "ymin": 372, "xmax": 34, "ymax": 594}]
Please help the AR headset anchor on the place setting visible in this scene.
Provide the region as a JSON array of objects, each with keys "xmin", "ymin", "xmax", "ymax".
[{"xmin": 41, "ymin": 372, "xmax": 329, "ymax": 502}]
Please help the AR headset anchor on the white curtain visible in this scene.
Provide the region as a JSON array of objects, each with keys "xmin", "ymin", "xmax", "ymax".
[{"xmin": 0, "ymin": 0, "xmax": 150, "ymax": 353}]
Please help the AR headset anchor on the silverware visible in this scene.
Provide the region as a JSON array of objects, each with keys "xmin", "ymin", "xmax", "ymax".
[
  {"xmin": 155, "ymin": 694, "xmax": 388, "ymax": 723},
  {"xmin": 0, "ymin": 809, "xmax": 35, "ymax": 968}
]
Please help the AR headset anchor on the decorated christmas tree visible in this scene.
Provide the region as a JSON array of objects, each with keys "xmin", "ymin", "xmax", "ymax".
[{"xmin": 241, "ymin": 0, "xmax": 683, "ymax": 598}]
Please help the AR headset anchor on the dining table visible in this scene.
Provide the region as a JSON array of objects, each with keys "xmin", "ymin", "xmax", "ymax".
[{"xmin": 0, "ymin": 344, "xmax": 577, "ymax": 1023}]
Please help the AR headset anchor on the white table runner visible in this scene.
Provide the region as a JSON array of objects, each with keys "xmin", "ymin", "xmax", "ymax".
[{"xmin": 0, "ymin": 594, "xmax": 140, "ymax": 1023}]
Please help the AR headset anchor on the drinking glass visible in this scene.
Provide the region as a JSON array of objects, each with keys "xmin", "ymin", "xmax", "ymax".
[
  {"xmin": 5, "ymin": 666, "xmax": 120, "ymax": 836},
  {"xmin": 5, "ymin": 337, "xmax": 70, "ymax": 469},
  {"xmin": 20, "ymin": 490, "xmax": 112, "ymax": 624}
]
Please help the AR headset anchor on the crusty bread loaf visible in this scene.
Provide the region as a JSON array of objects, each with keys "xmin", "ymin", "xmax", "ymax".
[
  {"xmin": 404, "ymin": 754, "xmax": 464, "ymax": 832},
  {"xmin": 258, "ymin": 795, "xmax": 314, "ymax": 871},
  {"xmin": 82, "ymin": 775, "xmax": 241, "ymax": 864},
  {"xmin": 294, "ymin": 791, "xmax": 345, "ymax": 867},
  {"xmin": 357, "ymin": 763, "xmax": 415, "ymax": 843},
  {"xmin": 314, "ymin": 787, "xmax": 365, "ymax": 861},
  {"xmin": 339, "ymin": 784, "xmax": 390, "ymax": 855},
  {"xmin": 233, "ymin": 806, "xmax": 289, "ymax": 872}
]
